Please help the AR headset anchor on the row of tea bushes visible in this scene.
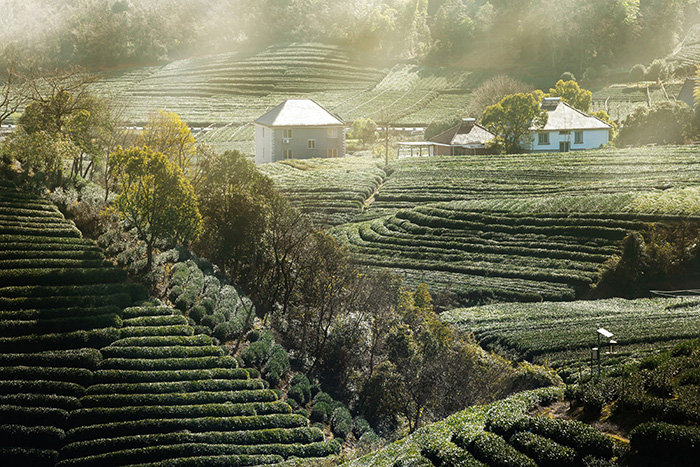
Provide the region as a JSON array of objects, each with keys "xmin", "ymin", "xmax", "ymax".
[
  {"xmin": 0, "ymin": 182, "xmax": 145, "ymax": 465},
  {"xmin": 57, "ymin": 301, "xmax": 340, "ymax": 466}
]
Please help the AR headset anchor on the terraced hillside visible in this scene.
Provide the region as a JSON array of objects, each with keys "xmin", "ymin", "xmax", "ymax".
[
  {"xmin": 258, "ymin": 157, "xmax": 386, "ymax": 226},
  {"xmin": 322, "ymin": 147, "xmax": 700, "ymax": 303},
  {"xmin": 0, "ymin": 181, "xmax": 339, "ymax": 466},
  {"xmin": 92, "ymin": 43, "xmax": 486, "ymax": 154},
  {"xmin": 345, "ymin": 387, "xmax": 630, "ymax": 467},
  {"xmin": 442, "ymin": 297, "xmax": 700, "ymax": 382}
]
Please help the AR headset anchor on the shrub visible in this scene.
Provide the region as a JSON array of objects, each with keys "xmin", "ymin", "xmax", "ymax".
[
  {"xmin": 310, "ymin": 401, "xmax": 333, "ymax": 423},
  {"xmin": 240, "ymin": 340, "xmax": 270, "ymax": 368},
  {"xmin": 188, "ymin": 305, "xmax": 206, "ymax": 324},
  {"xmin": 630, "ymin": 421, "xmax": 700, "ymax": 465},
  {"xmin": 263, "ymin": 345, "xmax": 290, "ymax": 388},
  {"xmin": 560, "ymin": 72, "xmax": 576, "ymax": 82},
  {"xmin": 629, "ymin": 64, "xmax": 646, "ymax": 81},
  {"xmin": 331, "ymin": 406, "xmax": 353, "ymax": 439},
  {"xmin": 510, "ymin": 431, "xmax": 577, "ymax": 466},
  {"xmin": 646, "ymin": 59, "xmax": 669, "ymax": 81},
  {"xmin": 470, "ymin": 431, "xmax": 537, "ymax": 467}
]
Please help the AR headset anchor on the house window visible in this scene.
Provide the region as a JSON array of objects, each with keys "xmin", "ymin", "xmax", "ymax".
[
  {"xmin": 574, "ymin": 131, "xmax": 583, "ymax": 144},
  {"xmin": 328, "ymin": 148, "xmax": 338, "ymax": 158},
  {"xmin": 308, "ymin": 139, "xmax": 316, "ymax": 149},
  {"xmin": 328, "ymin": 128, "xmax": 338, "ymax": 138},
  {"xmin": 283, "ymin": 149, "xmax": 292, "ymax": 160},
  {"xmin": 538, "ymin": 132, "xmax": 550, "ymax": 145},
  {"xmin": 284, "ymin": 129, "xmax": 293, "ymax": 139}
]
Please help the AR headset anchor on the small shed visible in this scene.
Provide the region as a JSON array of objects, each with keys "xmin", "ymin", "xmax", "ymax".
[{"xmin": 397, "ymin": 118, "xmax": 496, "ymax": 158}]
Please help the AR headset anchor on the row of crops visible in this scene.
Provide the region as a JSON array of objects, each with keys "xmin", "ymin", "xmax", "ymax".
[
  {"xmin": 346, "ymin": 387, "xmax": 636, "ymax": 466},
  {"xmin": 0, "ymin": 181, "xmax": 339, "ymax": 465},
  {"xmin": 259, "ymin": 156, "xmax": 387, "ymax": 226},
  {"xmin": 90, "ymin": 43, "xmax": 489, "ymax": 141},
  {"xmin": 442, "ymin": 298, "xmax": 700, "ymax": 382},
  {"xmin": 334, "ymin": 201, "xmax": 638, "ymax": 303}
]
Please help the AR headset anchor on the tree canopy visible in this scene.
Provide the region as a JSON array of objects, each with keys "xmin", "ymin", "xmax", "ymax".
[
  {"xmin": 482, "ymin": 93, "xmax": 548, "ymax": 154},
  {"xmin": 548, "ymin": 79, "xmax": 592, "ymax": 113},
  {"xmin": 109, "ymin": 145, "xmax": 202, "ymax": 270}
]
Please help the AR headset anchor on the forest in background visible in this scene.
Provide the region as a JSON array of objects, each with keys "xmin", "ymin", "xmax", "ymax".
[{"xmin": 2, "ymin": 0, "xmax": 700, "ymax": 82}]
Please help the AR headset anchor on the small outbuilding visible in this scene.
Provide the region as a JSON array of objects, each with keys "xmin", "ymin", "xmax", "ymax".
[
  {"xmin": 529, "ymin": 97, "xmax": 611, "ymax": 152},
  {"xmin": 397, "ymin": 118, "xmax": 496, "ymax": 158},
  {"xmin": 254, "ymin": 99, "xmax": 346, "ymax": 164}
]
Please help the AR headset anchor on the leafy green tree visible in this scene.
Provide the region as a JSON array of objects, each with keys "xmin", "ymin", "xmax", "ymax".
[
  {"xmin": 109, "ymin": 146, "xmax": 202, "ymax": 270},
  {"xmin": 351, "ymin": 118, "xmax": 378, "ymax": 148},
  {"xmin": 138, "ymin": 110, "xmax": 197, "ymax": 179},
  {"xmin": 482, "ymin": 93, "xmax": 548, "ymax": 154},
  {"xmin": 617, "ymin": 100, "xmax": 693, "ymax": 147},
  {"xmin": 548, "ymin": 79, "xmax": 592, "ymax": 112}
]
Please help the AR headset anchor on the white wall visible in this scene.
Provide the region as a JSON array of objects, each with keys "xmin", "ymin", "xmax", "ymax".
[
  {"xmin": 529, "ymin": 129, "xmax": 609, "ymax": 152},
  {"xmin": 255, "ymin": 124, "xmax": 273, "ymax": 164}
]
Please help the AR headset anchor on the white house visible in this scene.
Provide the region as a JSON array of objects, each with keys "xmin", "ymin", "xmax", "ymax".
[
  {"xmin": 254, "ymin": 99, "xmax": 346, "ymax": 164},
  {"xmin": 528, "ymin": 97, "xmax": 611, "ymax": 152}
]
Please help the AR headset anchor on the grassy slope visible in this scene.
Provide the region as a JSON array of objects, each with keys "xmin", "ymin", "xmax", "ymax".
[{"xmin": 0, "ymin": 180, "xmax": 339, "ymax": 466}]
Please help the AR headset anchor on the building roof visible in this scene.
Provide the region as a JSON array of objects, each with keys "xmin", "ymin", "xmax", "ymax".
[
  {"xmin": 430, "ymin": 118, "xmax": 496, "ymax": 146},
  {"xmin": 254, "ymin": 99, "xmax": 345, "ymax": 127},
  {"xmin": 534, "ymin": 97, "xmax": 612, "ymax": 131},
  {"xmin": 678, "ymin": 78, "xmax": 697, "ymax": 109}
]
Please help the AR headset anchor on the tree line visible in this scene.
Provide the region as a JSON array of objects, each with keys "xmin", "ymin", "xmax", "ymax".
[{"xmin": 3, "ymin": 0, "xmax": 700, "ymax": 81}]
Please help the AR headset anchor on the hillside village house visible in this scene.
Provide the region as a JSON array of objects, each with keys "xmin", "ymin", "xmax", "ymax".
[
  {"xmin": 529, "ymin": 97, "xmax": 612, "ymax": 152},
  {"xmin": 397, "ymin": 118, "xmax": 496, "ymax": 157},
  {"xmin": 254, "ymin": 99, "xmax": 346, "ymax": 164}
]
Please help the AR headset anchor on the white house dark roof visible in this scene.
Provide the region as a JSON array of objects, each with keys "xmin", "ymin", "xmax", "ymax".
[
  {"xmin": 255, "ymin": 99, "xmax": 345, "ymax": 127},
  {"xmin": 534, "ymin": 97, "xmax": 612, "ymax": 131},
  {"xmin": 431, "ymin": 118, "xmax": 496, "ymax": 146}
]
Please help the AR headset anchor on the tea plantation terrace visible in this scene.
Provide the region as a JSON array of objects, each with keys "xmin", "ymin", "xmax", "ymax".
[{"xmin": 0, "ymin": 181, "xmax": 340, "ymax": 466}]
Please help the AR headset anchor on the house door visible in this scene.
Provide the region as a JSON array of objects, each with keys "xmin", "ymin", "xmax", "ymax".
[{"xmin": 559, "ymin": 141, "xmax": 570, "ymax": 152}]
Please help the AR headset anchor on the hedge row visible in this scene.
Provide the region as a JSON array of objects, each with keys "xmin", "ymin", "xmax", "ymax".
[
  {"xmin": 509, "ymin": 431, "xmax": 577, "ymax": 467},
  {"xmin": 0, "ymin": 293, "xmax": 132, "ymax": 311},
  {"xmin": 0, "ymin": 283, "xmax": 147, "ymax": 300},
  {"xmin": 118, "ymin": 324, "xmax": 194, "ymax": 338},
  {"xmin": 81, "ymin": 389, "xmax": 278, "ymax": 408},
  {"xmin": 0, "ymin": 328, "xmax": 120, "ymax": 352},
  {"xmin": 0, "ymin": 349, "xmax": 103, "ymax": 369},
  {"xmin": 0, "ymin": 267, "xmax": 127, "ymax": 286},
  {"xmin": 464, "ymin": 431, "xmax": 537, "ymax": 467},
  {"xmin": 0, "ymin": 380, "xmax": 86, "ymax": 397},
  {"xmin": 0, "ymin": 393, "xmax": 81, "ymax": 411},
  {"xmin": 61, "ymin": 427, "xmax": 324, "ymax": 459},
  {"xmin": 98, "ymin": 355, "xmax": 239, "ymax": 371},
  {"xmin": 0, "ymin": 248, "xmax": 103, "ymax": 260},
  {"xmin": 109, "ymin": 335, "xmax": 215, "ymax": 347},
  {"xmin": 65, "ymin": 413, "xmax": 309, "ymax": 442},
  {"xmin": 93, "ymin": 367, "xmax": 250, "ymax": 383},
  {"xmin": 0, "ymin": 365, "xmax": 93, "ymax": 386},
  {"xmin": 512, "ymin": 416, "xmax": 616, "ymax": 459},
  {"xmin": 0, "ymin": 305, "xmax": 121, "ymax": 322},
  {"xmin": 121, "ymin": 314, "xmax": 188, "ymax": 327},
  {"xmin": 629, "ymin": 421, "xmax": 700, "ymax": 465},
  {"xmin": 101, "ymin": 345, "xmax": 224, "ymax": 359},
  {"xmin": 69, "ymin": 401, "xmax": 293, "ymax": 426},
  {"xmin": 0, "ymin": 405, "xmax": 70, "ymax": 427},
  {"xmin": 84, "ymin": 378, "xmax": 265, "ymax": 395},
  {"xmin": 0, "ymin": 313, "xmax": 122, "ymax": 337},
  {"xmin": 63, "ymin": 454, "xmax": 284, "ymax": 467},
  {"xmin": 0, "ymin": 423, "xmax": 65, "ymax": 449},
  {"xmin": 0, "ymin": 446, "xmax": 58, "ymax": 466},
  {"xmin": 120, "ymin": 306, "xmax": 177, "ymax": 319}
]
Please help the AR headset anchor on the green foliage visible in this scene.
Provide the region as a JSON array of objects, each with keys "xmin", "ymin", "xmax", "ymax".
[
  {"xmin": 330, "ymin": 406, "xmax": 353, "ymax": 439},
  {"xmin": 137, "ymin": 110, "xmax": 197, "ymax": 177},
  {"xmin": 351, "ymin": 118, "xmax": 378, "ymax": 147},
  {"xmin": 629, "ymin": 64, "xmax": 647, "ymax": 81},
  {"xmin": 548, "ymin": 80, "xmax": 593, "ymax": 112},
  {"xmin": 109, "ymin": 146, "xmax": 202, "ymax": 270},
  {"xmin": 482, "ymin": 93, "xmax": 547, "ymax": 154},
  {"xmin": 630, "ymin": 422, "xmax": 700, "ymax": 465},
  {"xmin": 617, "ymin": 100, "xmax": 694, "ymax": 147}
]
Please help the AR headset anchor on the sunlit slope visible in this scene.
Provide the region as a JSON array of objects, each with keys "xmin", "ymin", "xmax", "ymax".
[
  {"xmin": 442, "ymin": 297, "xmax": 700, "ymax": 382},
  {"xmin": 93, "ymin": 43, "xmax": 486, "ymax": 153},
  {"xmin": 258, "ymin": 157, "xmax": 386, "ymax": 227},
  {"xmin": 326, "ymin": 147, "xmax": 700, "ymax": 303},
  {"xmin": 0, "ymin": 181, "xmax": 339, "ymax": 466}
]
